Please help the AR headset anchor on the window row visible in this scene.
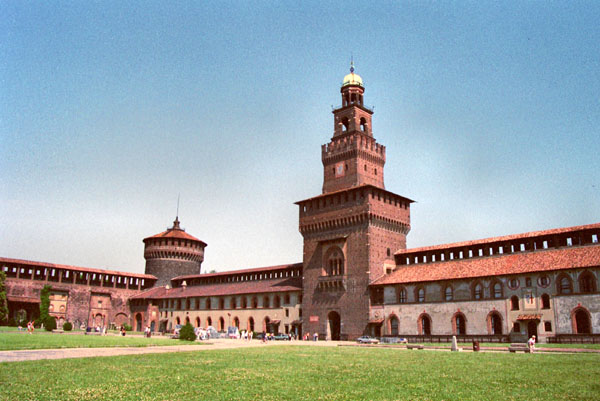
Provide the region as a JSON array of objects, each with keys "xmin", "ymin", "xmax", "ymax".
[{"xmin": 161, "ymin": 294, "xmax": 298, "ymax": 310}]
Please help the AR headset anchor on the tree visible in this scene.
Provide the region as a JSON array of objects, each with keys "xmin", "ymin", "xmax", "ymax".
[
  {"xmin": 179, "ymin": 322, "xmax": 196, "ymax": 341},
  {"xmin": 0, "ymin": 271, "xmax": 9, "ymax": 325},
  {"xmin": 39, "ymin": 284, "xmax": 52, "ymax": 328}
]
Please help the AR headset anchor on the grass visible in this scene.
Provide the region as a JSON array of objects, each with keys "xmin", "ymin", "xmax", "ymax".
[
  {"xmin": 404, "ymin": 342, "xmax": 600, "ymax": 350},
  {"xmin": 0, "ymin": 346, "xmax": 598, "ymax": 400},
  {"xmin": 0, "ymin": 331, "xmax": 199, "ymax": 350}
]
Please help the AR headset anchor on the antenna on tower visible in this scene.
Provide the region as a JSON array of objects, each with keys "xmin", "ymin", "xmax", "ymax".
[{"xmin": 176, "ymin": 193, "xmax": 180, "ymax": 219}]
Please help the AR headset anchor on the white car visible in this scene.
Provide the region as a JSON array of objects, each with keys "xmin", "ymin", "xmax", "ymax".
[{"xmin": 356, "ymin": 336, "xmax": 380, "ymax": 344}]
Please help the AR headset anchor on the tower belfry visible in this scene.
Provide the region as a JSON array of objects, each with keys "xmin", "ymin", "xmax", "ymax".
[{"xmin": 323, "ymin": 63, "xmax": 385, "ymax": 193}]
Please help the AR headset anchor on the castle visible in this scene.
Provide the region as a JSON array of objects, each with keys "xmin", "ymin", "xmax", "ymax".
[{"xmin": 3, "ymin": 67, "xmax": 599, "ymax": 342}]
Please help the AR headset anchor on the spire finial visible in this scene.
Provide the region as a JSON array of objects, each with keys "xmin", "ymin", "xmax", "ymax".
[
  {"xmin": 173, "ymin": 194, "xmax": 181, "ymax": 229},
  {"xmin": 350, "ymin": 55, "xmax": 354, "ymax": 73}
]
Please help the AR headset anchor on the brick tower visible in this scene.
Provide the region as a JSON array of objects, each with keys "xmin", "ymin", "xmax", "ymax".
[
  {"xmin": 143, "ymin": 217, "xmax": 206, "ymax": 286},
  {"xmin": 296, "ymin": 64, "xmax": 413, "ymax": 340}
]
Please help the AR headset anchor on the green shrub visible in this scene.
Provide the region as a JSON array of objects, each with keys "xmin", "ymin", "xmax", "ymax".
[
  {"xmin": 63, "ymin": 321, "xmax": 73, "ymax": 331},
  {"xmin": 179, "ymin": 323, "xmax": 196, "ymax": 341},
  {"xmin": 122, "ymin": 324, "xmax": 132, "ymax": 331},
  {"xmin": 44, "ymin": 317, "xmax": 57, "ymax": 332}
]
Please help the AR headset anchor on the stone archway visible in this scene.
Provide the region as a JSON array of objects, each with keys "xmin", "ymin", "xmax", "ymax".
[
  {"xmin": 573, "ymin": 307, "xmax": 592, "ymax": 334},
  {"xmin": 135, "ymin": 313, "xmax": 143, "ymax": 332},
  {"xmin": 327, "ymin": 311, "xmax": 341, "ymax": 340}
]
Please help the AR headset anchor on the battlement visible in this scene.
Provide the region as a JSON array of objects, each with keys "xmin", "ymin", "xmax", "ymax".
[{"xmin": 321, "ymin": 134, "xmax": 386, "ymax": 159}]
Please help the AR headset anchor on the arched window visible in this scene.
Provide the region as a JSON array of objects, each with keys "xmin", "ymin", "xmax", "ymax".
[
  {"xmin": 231, "ymin": 297, "xmax": 237, "ymax": 309},
  {"xmin": 579, "ymin": 271, "xmax": 597, "ymax": 293},
  {"xmin": 473, "ymin": 282, "xmax": 483, "ymax": 300},
  {"xmin": 416, "ymin": 287, "xmax": 425, "ymax": 303},
  {"xmin": 195, "ymin": 317, "xmax": 201, "ymax": 327},
  {"xmin": 207, "ymin": 317, "xmax": 212, "ymax": 327},
  {"xmin": 397, "ymin": 287, "xmax": 407, "ymax": 303},
  {"xmin": 219, "ymin": 298, "xmax": 225, "ymax": 310},
  {"xmin": 251, "ymin": 297, "xmax": 258, "ymax": 309},
  {"xmin": 324, "ymin": 247, "xmax": 345, "ymax": 276},
  {"xmin": 541, "ymin": 293, "xmax": 550, "ymax": 309},
  {"xmin": 284, "ymin": 294, "xmax": 290, "ymax": 304},
  {"xmin": 453, "ymin": 313, "xmax": 467, "ymax": 335},
  {"xmin": 389, "ymin": 315, "xmax": 399, "ymax": 336},
  {"xmin": 263, "ymin": 295, "xmax": 270, "ymax": 308},
  {"xmin": 510, "ymin": 295, "xmax": 519, "ymax": 311},
  {"xmin": 418, "ymin": 314, "xmax": 432, "ymax": 335},
  {"xmin": 233, "ymin": 317, "xmax": 239, "ymax": 329},
  {"xmin": 360, "ymin": 117, "xmax": 368, "ymax": 132},
  {"xmin": 557, "ymin": 275, "xmax": 572, "ymax": 295},
  {"xmin": 241, "ymin": 297, "xmax": 247, "ymax": 309},
  {"xmin": 219, "ymin": 317, "xmax": 225, "ymax": 332},
  {"xmin": 341, "ymin": 117, "xmax": 349, "ymax": 131},
  {"xmin": 492, "ymin": 282, "xmax": 503, "ymax": 299},
  {"xmin": 274, "ymin": 295, "xmax": 281, "ymax": 308},
  {"xmin": 206, "ymin": 298, "xmax": 212, "ymax": 310},
  {"xmin": 444, "ymin": 286, "xmax": 453, "ymax": 301}
]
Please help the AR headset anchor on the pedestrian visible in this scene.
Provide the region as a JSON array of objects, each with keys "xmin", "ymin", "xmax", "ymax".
[
  {"xmin": 313, "ymin": 332, "xmax": 318, "ymax": 341},
  {"xmin": 528, "ymin": 335, "xmax": 536, "ymax": 353}
]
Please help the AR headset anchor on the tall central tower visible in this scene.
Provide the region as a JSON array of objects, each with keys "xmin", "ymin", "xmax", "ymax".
[{"xmin": 297, "ymin": 65, "xmax": 413, "ymax": 340}]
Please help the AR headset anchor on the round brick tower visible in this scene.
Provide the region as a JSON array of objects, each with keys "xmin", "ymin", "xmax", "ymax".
[{"xmin": 143, "ymin": 217, "xmax": 206, "ymax": 286}]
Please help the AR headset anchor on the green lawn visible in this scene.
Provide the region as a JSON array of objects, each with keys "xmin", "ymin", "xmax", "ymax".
[
  {"xmin": 405, "ymin": 342, "xmax": 600, "ymax": 350},
  {"xmin": 1, "ymin": 346, "xmax": 598, "ymax": 400},
  {"xmin": 0, "ymin": 331, "xmax": 197, "ymax": 350}
]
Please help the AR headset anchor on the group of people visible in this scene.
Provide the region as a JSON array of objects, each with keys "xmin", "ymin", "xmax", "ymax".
[
  {"xmin": 240, "ymin": 330, "xmax": 254, "ymax": 341},
  {"xmin": 303, "ymin": 332, "xmax": 318, "ymax": 341}
]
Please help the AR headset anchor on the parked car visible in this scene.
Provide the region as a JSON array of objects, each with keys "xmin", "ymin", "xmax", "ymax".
[
  {"xmin": 356, "ymin": 336, "xmax": 380, "ymax": 344},
  {"xmin": 273, "ymin": 333, "xmax": 290, "ymax": 341}
]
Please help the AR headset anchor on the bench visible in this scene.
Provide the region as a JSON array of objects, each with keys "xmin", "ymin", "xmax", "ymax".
[
  {"xmin": 406, "ymin": 344, "xmax": 424, "ymax": 350},
  {"xmin": 508, "ymin": 343, "xmax": 531, "ymax": 353}
]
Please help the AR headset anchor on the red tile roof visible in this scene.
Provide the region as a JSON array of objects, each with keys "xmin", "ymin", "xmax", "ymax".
[
  {"xmin": 0, "ymin": 257, "xmax": 156, "ymax": 280},
  {"xmin": 172, "ymin": 263, "xmax": 303, "ymax": 281},
  {"xmin": 143, "ymin": 228, "xmax": 205, "ymax": 243},
  {"xmin": 396, "ymin": 223, "xmax": 600, "ymax": 255},
  {"xmin": 131, "ymin": 276, "xmax": 303, "ymax": 300},
  {"xmin": 374, "ymin": 245, "xmax": 600, "ymax": 286}
]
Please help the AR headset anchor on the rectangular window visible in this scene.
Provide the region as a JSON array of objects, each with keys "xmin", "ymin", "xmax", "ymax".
[{"xmin": 544, "ymin": 321, "xmax": 552, "ymax": 332}]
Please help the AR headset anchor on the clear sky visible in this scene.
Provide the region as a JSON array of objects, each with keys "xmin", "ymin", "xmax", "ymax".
[{"xmin": 1, "ymin": 1, "xmax": 599, "ymax": 275}]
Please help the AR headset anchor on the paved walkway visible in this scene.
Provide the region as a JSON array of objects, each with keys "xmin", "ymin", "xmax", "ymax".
[
  {"xmin": 0, "ymin": 339, "xmax": 342, "ymax": 363},
  {"xmin": 1, "ymin": 339, "xmax": 598, "ymax": 363}
]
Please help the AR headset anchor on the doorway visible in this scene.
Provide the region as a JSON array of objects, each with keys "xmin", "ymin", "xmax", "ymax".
[
  {"xmin": 327, "ymin": 311, "xmax": 341, "ymax": 340},
  {"xmin": 527, "ymin": 321, "xmax": 538, "ymax": 338}
]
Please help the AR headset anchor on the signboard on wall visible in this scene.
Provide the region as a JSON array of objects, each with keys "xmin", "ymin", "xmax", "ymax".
[{"xmin": 309, "ymin": 315, "xmax": 319, "ymax": 323}]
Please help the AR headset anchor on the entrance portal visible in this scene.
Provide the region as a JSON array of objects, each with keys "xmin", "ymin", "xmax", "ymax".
[
  {"xmin": 327, "ymin": 311, "xmax": 341, "ymax": 340},
  {"xmin": 527, "ymin": 321, "xmax": 538, "ymax": 338},
  {"xmin": 575, "ymin": 309, "xmax": 592, "ymax": 334}
]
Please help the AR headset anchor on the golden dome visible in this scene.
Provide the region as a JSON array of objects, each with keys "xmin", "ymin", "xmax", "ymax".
[{"xmin": 342, "ymin": 72, "xmax": 363, "ymax": 87}]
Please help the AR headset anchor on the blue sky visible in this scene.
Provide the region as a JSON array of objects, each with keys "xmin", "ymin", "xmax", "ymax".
[{"xmin": 1, "ymin": 1, "xmax": 599, "ymax": 274}]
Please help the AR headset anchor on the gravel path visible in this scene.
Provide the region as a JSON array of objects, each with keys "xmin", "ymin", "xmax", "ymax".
[{"xmin": 0, "ymin": 339, "xmax": 341, "ymax": 363}]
